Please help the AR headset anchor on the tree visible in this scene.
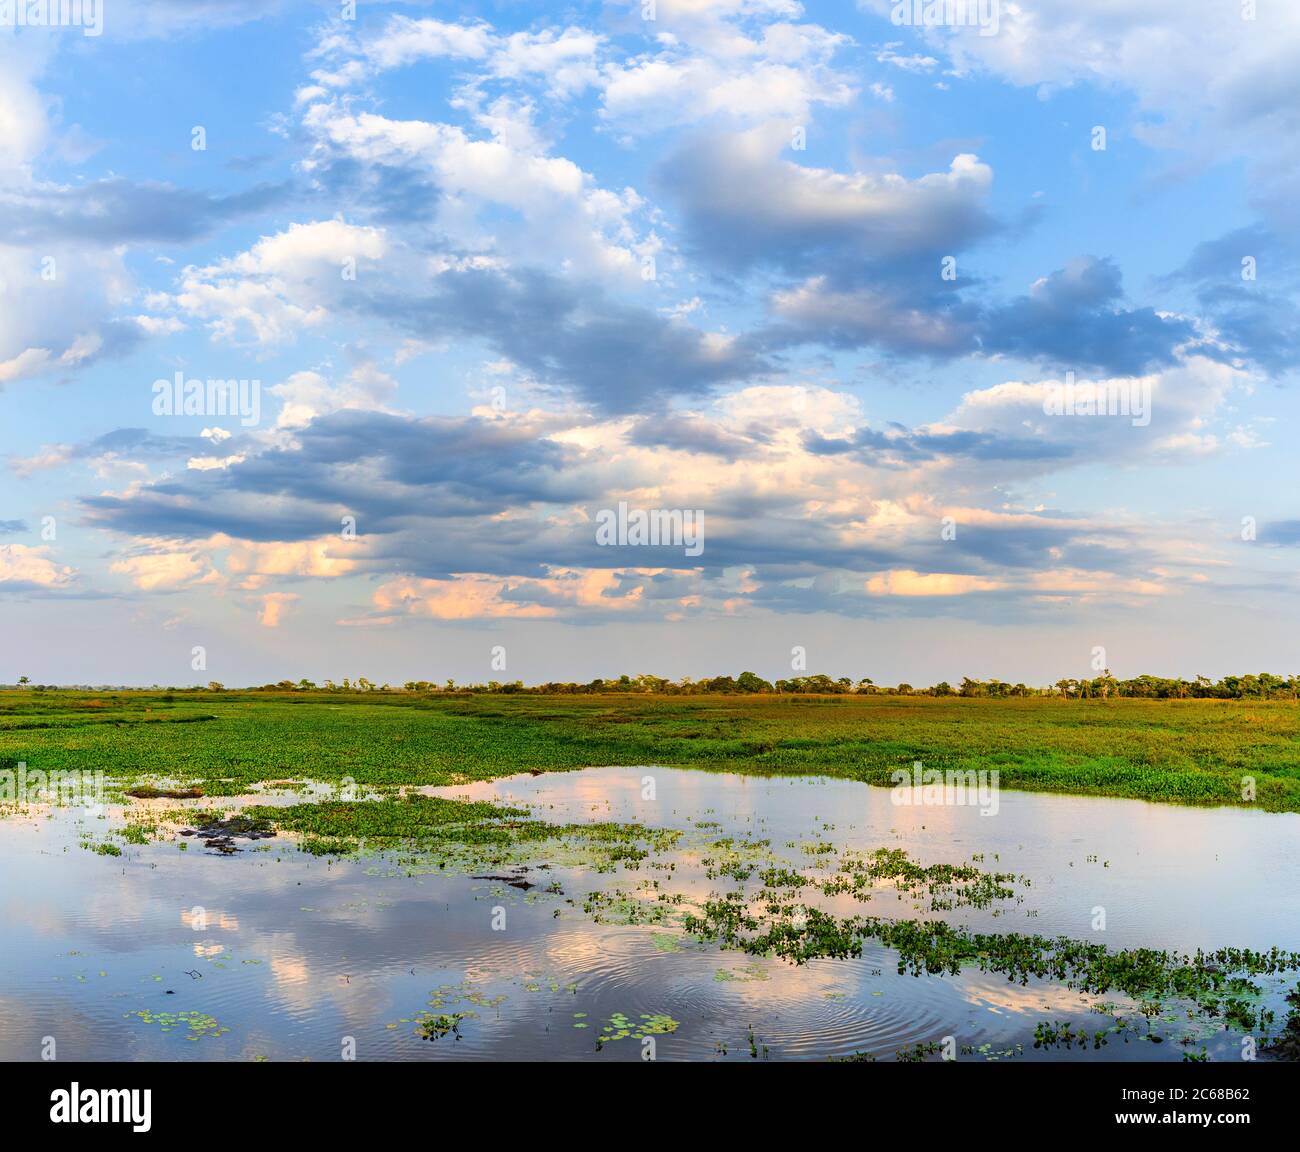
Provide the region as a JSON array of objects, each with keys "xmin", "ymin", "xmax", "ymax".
[
  {"xmin": 736, "ymin": 671, "xmax": 773, "ymax": 693},
  {"xmin": 17, "ymin": 675, "xmax": 30, "ymax": 687}
]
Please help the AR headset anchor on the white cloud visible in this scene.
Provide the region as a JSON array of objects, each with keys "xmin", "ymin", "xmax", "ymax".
[
  {"xmin": 0, "ymin": 39, "xmax": 51, "ymax": 175},
  {"xmin": 359, "ymin": 16, "xmax": 494, "ymax": 70},
  {"xmin": 269, "ymin": 363, "xmax": 398, "ymax": 431},
  {"xmin": 875, "ymin": 42, "xmax": 938, "ymax": 72},
  {"xmin": 599, "ymin": 21, "xmax": 853, "ymax": 132},
  {"xmin": 168, "ymin": 220, "xmax": 385, "ymax": 345},
  {"xmin": 489, "ymin": 27, "xmax": 605, "ymax": 97},
  {"xmin": 949, "ymin": 356, "xmax": 1250, "ymax": 461},
  {"xmin": 110, "ymin": 543, "xmax": 222, "ymax": 591},
  {"xmin": 0, "ymin": 544, "xmax": 75, "ymax": 589},
  {"xmin": 859, "ymin": 0, "xmax": 1300, "ymax": 186},
  {"xmin": 300, "ymin": 99, "xmax": 656, "ymax": 281},
  {"xmin": 865, "ymin": 570, "xmax": 1006, "ymax": 596},
  {"xmin": 256, "ymin": 591, "xmax": 299, "ymax": 628}
]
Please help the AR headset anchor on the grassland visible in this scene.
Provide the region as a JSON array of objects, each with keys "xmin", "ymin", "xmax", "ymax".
[{"xmin": 2, "ymin": 689, "xmax": 1299, "ymax": 811}]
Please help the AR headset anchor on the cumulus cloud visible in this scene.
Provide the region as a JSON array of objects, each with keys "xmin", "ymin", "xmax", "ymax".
[
  {"xmin": 164, "ymin": 218, "xmax": 762, "ymax": 412},
  {"xmin": 0, "ymin": 37, "xmax": 293, "ymax": 391},
  {"xmin": 74, "ymin": 362, "xmax": 1237, "ymax": 621},
  {"xmin": 1161, "ymin": 226, "xmax": 1300, "ymax": 373},
  {"xmin": 161, "ymin": 219, "xmax": 384, "ymax": 345},
  {"xmin": 600, "ymin": 19, "xmax": 853, "ymax": 132},
  {"xmin": 763, "ymin": 254, "xmax": 1193, "ymax": 375},
  {"xmin": 109, "ymin": 542, "xmax": 222, "ymax": 592},
  {"xmin": 257, "ymin": 591, "xmax": 299, "ymax": 627},
  {"xmin": 0, "ymin": 159, "xmax": 147, "ymax": 389},
  {"xmin": 661, "ymin": 129, "xmax": 996, "ymax": 277},
  {"xmin": 0, "ymin": 544, "xmax": 75, "ymax": 593},
  {"xmin": 325, "ymin": 6, "xmax": 851, "ymax": 131},
  {"xmin": 299, "ymin": 94, "xmax": 657, "ymax": 282},
  {"xmin": 3, "ymin": 0, "xmax": 1286, "ymax": 647},
  {"xmin": 976, "ymin": 257, "xmax": 1196, "ymax": 374},
  {"xmin": 653, "ymin": 131, "xmax": 1198, "ymax": 373},
  {"xmin": 858, "ymin": 0, "xmax": 1300, "ymax": 203},
  {"xmin": 269, "ymin": 363, "xmax": 399, "ymax": 431}
]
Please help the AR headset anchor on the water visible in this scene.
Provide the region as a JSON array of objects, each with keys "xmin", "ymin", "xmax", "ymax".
[{"xmin": 2, "ymin": 767, "xmax": 1297, "ymax": 1062}]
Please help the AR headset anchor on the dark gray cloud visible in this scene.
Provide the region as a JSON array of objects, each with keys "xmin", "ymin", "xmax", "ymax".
[
  {"xmin": 81, "ymin": 409, "xmax": 584, "ymax": 546},
  {"xmin": 82, "ymin": 483, "xmax": 338, "ymax": 544},
  {"xmin": 0, "ymin": 320, "xmax": 146, "ymax": 391},
  {"xmin": 656, "ymin": 130, "xmax": 1196, "ymax": 375},
  {"xmin": 946, "ymin": 524, "xmax": 1149, "ymax": 574},
  {"xmin": 977, "ymin": 257, "xmax": 1194, "ymax": 374},
  {"xmin": 365, "ymin": 265, "xmax": 769, "ymax": 414},
  {"xmin": 0, "ymin": 178, "xmax": 292, "ymax": 246},
  {"xmin": 1198, "ymin": 288, "xmax": 1300, "ymax": 373},
  {"xmin": 625, "ymin": 414, "xmax": 767, "ymax": 459},
  {"xmin": 803, "ymin": 425, "xmax": 1076, "ymax": 467},
  {"xmin": 1164, "ymin": 225, "xmax": 1274, "ymax": 284},
  {"xmin": 658, "ymin": 132, "xmax": 999, "ymax": 282},
  {"xmin": 763, "ymin": 281, "xmax": 979, "ymax": 357},
  {"xmin": 1162, "ymin": 226, "xmax": 1300, "ymax": 374},
  {"xmin": 763, "ymin": 256, "xmax": 1194, "ymax": 376},
  {"xmin": 76, "ymin": 399, "xmax": 1162, "ymax": 605}
]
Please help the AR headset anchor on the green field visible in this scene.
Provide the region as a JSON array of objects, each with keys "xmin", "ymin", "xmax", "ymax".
[{"xmin": 3, "ymin": 690, "xmax": 1299, "ymax": 811}]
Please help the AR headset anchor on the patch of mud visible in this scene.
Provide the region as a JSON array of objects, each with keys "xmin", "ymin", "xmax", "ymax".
[{"xmin": 180, "ymin": 814, "xmax": 275, "ymax": 855}]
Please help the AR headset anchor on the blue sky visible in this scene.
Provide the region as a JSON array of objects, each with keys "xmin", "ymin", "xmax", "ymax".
[{"xmin": 1, "ymin": 0, "xmax": 1298, "ymax": 687}]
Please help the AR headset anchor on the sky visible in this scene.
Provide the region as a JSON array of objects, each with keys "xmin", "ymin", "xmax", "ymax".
[{"xmin": 1, "ymin": 0, "xmax": 1299, "ymax": 688}]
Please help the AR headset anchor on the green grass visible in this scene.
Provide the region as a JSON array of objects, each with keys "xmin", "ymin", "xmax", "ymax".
[
  {"xmin": 2, "ymin": 689, "xmax": 1299, "ymax": 810},
  {"xmin": 236, "ymin": 792, "xmax": 677, "ymax": 863}
]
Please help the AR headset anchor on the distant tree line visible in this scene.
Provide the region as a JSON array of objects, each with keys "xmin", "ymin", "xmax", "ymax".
[
  {"xmin": 219, "ymin": 671, "xmax": 1300, "ymax": 699},
  {"xmin": 8, "ymin": 672, "xmax": 1300, "ymax": 700}
]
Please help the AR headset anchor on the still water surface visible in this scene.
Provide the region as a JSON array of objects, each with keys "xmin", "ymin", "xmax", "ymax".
[{"xmin": 2, "ymin": 767, "xmax": 1296, "ymax": 1061}]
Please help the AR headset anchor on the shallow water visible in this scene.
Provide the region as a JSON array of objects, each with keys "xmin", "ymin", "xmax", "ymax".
[{"xmin": 2, "ymin": 767, "xmax": 1297, "ymax": 1062}]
